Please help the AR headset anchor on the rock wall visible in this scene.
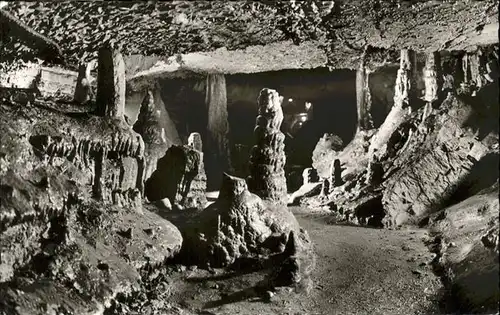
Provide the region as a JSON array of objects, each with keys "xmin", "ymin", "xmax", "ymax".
[
  {"xmin": 0, "ymin": 92, "xmax": 183, "ymax": 313},
  {"xmin": 382, "ymin": 93, "xmax": 499, "ymax": 226}
]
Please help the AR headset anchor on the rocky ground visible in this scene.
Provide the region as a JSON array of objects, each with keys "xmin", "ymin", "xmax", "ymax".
[{"xmin": 103, "ymin": 205, "xmax": 442, "ymax": 315}]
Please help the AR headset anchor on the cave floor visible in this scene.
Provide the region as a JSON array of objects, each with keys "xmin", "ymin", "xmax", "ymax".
[{"xmin": 158, "ymin": 206, "xmax": 443, "ymax": 315}]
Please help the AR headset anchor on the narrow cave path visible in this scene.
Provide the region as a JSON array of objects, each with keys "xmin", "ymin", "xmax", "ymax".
[
  {"xmin": 292, "ymin": 208, "xmax": 443, "ymax": 315},
  {"xmin": 163, "ymin": 206, "xmax": 443, "ymax": 315}
]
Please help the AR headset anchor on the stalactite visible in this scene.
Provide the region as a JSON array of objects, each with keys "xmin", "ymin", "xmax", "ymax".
[
  {"xmin": 205, "ymin": 73, "xmax": 230, "ymax": 189},
  {"xmin": 96, "ymin": 45, "xmax": 126, "ymax": 119}
]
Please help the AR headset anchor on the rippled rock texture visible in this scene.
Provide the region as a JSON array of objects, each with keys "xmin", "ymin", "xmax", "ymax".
[{"xmin": 0, "ymin": 95, "xmax": 182, "ymax": 314}]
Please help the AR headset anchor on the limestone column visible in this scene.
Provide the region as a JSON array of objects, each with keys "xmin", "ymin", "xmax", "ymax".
[
  {"xmin": 96, "ymin": 44, "xmax": 126, "ymax": 119},
  {"xmin": 356, "ymin": 59, "xmax": 374, "ymax": 131},
  {"xmin": 205, "ymin": 73, "xmax": 230, "ymax": 189},
  {"xmin": 133, "ymin": 90, "xmax": 170, "ymax": 184}
]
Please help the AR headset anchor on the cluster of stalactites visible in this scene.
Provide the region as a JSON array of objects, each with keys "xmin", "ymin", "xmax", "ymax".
[{"xmin": 31, "ymin": 133, "xmax": 144, "ymax": 167}]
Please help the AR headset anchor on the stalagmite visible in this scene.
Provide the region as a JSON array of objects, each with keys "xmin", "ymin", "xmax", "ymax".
[
  {"xmin": 247, "ymin": 88, "xmax": 288, "ymax": 206},
  {"xmin": 356, "ymin": 58, "xmax": 374, "ymax": 131},
  {"xmin": 205, "ymin": 73, "xmax": 230, "ymax": 189},
  {"xmin": 332, "ymin": 159, "xmax": 344, "ymax": 187},
  {"xmin": 365, "ymin": 154, "xmax": 384, "ymax": 186},
  {"xmin": 320, "ymin": 178, "xmax": 330, "ymax": 197},
  {"xmin": 96, "ymin": 45, "xmax": 126, "ymax": 119},
  {"xmin": 368, "ymin": 49, "xmax": 417, "ymax": 160},
  {"xmin": 73, "ymin": 61, "xmax": 94, "ymax": 104},
  {"xmin": 188, "ymin": 132, "xmax": 203, "ymax": 152},
  {"xmin": 145, "ymin": 144, "xmax": 207, "ymax": 210}
]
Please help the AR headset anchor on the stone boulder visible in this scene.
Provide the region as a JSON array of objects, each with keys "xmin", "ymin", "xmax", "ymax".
[
  {"xmin": 145, "ymin": 144, "xmax": 207, "ymax": 210},
  {"xmin": 180, "ymin": 173, "xmax": 314, "ymax": 269},
  {"xmin": 429, "ymin": 184, "xmax": 499, "ymax": 314},
  {"xmin": 311, "ymin": 133, "xmax": 343, "ymax": 179}
]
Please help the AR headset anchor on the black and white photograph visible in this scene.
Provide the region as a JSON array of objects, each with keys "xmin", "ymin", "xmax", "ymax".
[{"xmin": 0, "ymin": 1, "xmax": 498, "ymax": 314}]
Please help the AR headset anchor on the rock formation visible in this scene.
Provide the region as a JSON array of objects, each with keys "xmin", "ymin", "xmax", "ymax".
[
  {"xmin": 180, "ymin": 173, "xmax": 314, "ymax": 277},
  {"xmin": 311, "ymin": 133, "xmax": 343, "ymax": 179},
  {"xmin": 422, "ymin": 52, "xmax": 442, "ymax": 105},
  {"xmin": 187, "ymin": 131, "xmax": 202, "ymax": 151},
  {"xmin": 133, "ymin": 90, "xmax": 170, "ymax": 184},
  {"xmin": 302, "ymin": 167, "xmax": 318, "ymax": 185},
  {"xmin": 319, "ymin": 178, "xmax": 330, "ymax": 197},
  {"xmin": 73, "ymin": 61, "xmax": 95, "ymax": 104},
  {"xmin": 356, "ymin": 54, "xmax": 374, "ymax": 131},
  {"xmin": 428, "ymin": 183, "xmax": 499, "ymax": 314},
  {"xmin": 96, "ymin": 44, "xmax": 126, "ymax": 119},
  {"xmin": 331, "ymin": 159, "xmax": 345, "ymax": 187},
  {"xmin": 381, "ymin": 92, "xmax": 499, "ymax": 227},
  {"xmin": 205, "ymin": 73, "xmax": 230, "ymax": 189},
  {"xmin": 247, "ymin": 88, "xmax": 288, "ymax": 205},
  {"xmin": 368, "ymin": 49, "xmax": 417, "ymax": 160},
  {"xmin": 0, "ymin": 93, "xmax": 182, "ymax": 313},
  {"xmin": 145, "ymin": 144, "xmax": 207, "ymax": 210}
]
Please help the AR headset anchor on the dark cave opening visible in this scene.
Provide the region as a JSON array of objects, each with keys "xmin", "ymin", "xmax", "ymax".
[
  {"xmin": 226, "ymin": 68, "xmax": 358, "ymax": 172},
  {"xmin": 369, "ymin": 66, "xmax": 397, "ymax": 128}
]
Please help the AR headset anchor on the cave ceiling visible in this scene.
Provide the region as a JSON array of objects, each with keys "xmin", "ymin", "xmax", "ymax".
[{"xmin": 2, "ymin": 1, "xmax": 498, "ymax": 78}]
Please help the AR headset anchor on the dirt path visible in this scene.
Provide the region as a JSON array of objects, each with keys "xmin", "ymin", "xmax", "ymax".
[
  {"xmin": 167, "ymin": 208, "xmax": 443, "ymax": 315},
  {"xmin": 294, "ymin": 209, "xmax": 442, "ymax": 315}
]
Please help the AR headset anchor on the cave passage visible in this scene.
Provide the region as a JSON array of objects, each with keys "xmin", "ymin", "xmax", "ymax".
[
  {"xmin": 141, "ymin": 67, "xmax": 398, "ymax": 188},
  {"xmin": 227, "ymin": 68, "xmax": 358, "ymax": 169}
]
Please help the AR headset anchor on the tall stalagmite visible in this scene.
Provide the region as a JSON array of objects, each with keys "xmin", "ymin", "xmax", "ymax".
[
  {"xmin": 96, "ymin": 45, "xmax": 126, "ymax": 119},
  {"xmin": 247, "ymin": 88, "xmax": 288, "ymax": 206},
  {"xmin": 205, "ymin": 73, "xmax": 230, "ymax": 189}
]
